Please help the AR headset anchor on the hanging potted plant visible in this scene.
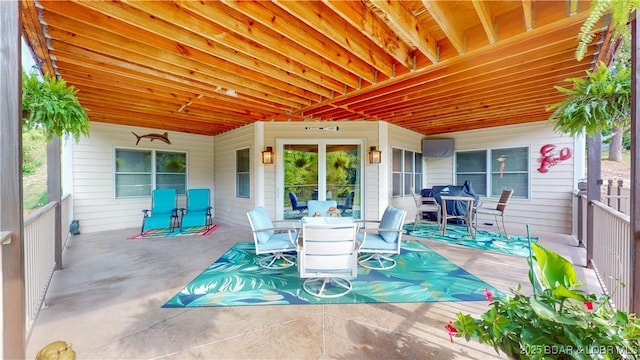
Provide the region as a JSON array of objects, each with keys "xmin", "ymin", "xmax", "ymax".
[{"xmin": 22, "ymin": 71, "xmax": 90, "ymax": 141}]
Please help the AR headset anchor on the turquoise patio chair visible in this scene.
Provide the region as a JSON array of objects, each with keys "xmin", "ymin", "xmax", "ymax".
[
  {"xmin": 247, "ymin": 207, "xmax": 299, "ymax": 269},
  {"xmin": 141, "ymin": 188, "xmax": 179, "ymax": 236},
  {"xmin": 179, "ymin": 188, "xmax": 213, "ymax": 232},
  {"xmin": 356, "ymin": 205, "xmax": 407, "ymax": 270}
]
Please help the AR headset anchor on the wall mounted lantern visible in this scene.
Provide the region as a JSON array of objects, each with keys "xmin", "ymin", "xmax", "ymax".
[
  {"xmin": 262, "ymin": 146, "xmax": 274, "ymax": 164},
  {"xmin": 368, "ymin": 146, "xmax": 382, "ymax": 164}
]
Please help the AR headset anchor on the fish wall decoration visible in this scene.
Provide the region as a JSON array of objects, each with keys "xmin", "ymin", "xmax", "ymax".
[{"xmin": 132, "ymin": 132, "xmax": 171, "ymax": 145}]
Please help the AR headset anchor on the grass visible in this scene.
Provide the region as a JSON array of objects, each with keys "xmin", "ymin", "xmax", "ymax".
[
  {"xmin": 23, "ymin": 129, "xmax": 48, "ymax": 212},
  {"xmin": 24, "ymin": 183, "xmax": 48, "ymax": 211}
]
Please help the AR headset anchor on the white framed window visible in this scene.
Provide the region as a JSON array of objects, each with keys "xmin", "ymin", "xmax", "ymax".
[
  {"xmin": 455, "ymin": 146, "xmax": 529, "ymax": 198},
  {"xmin": 114, "ymin": 148, "xmax": 187, "ymax": 199},
  {"xmin": 392, "ymin": 148, "xmax": 423, "ymax": 197},
  {"xmin": 236, "ymin": 147, "xmax": 250, "ymax": 198}
]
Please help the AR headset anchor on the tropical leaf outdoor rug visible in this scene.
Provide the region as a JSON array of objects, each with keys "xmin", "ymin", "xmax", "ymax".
[
  {"xmin": 163, "ymin": 240, "xmax": 499, "ymax": 307},
  {"xmin": 404, "ymin": 222, "xmax": 536, "ymax": 257},
  {"xmin": 128, "ymin": 224, "xmax": 220, "ymax": 239}
]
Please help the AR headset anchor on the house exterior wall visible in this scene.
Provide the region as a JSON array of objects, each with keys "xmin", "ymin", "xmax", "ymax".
[
  {"xmin": 69, "ymin": 121, "xmax": 578, "ymax": 235},
  {"xmin": 70, "ymin": 122, "xmax": 214, "ymax": 233},
  {"xmin": 422, "ymin": 122, "xmax": 578, "ymax": 235},
  {"xmin": 212, "ymin": 124, "xmax": 256, "ymax": 227},
  {"xmin": 387, "ymin": 123, "xmax": 425, "ymax": 217}
]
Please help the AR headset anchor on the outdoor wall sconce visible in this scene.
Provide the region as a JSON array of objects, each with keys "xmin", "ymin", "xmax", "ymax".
[
  {"xmin": 262, "ymin": 146, "xmax": 274, "ymax": 164},
  {"xmin": 368, "ymin": 146, "xmax": 382, "ymax": 164}
]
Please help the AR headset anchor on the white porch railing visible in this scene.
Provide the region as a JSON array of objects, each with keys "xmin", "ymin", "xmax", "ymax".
[
  {"xmin": 23, "ymin": 194, "xmax": 72, "ymax": 335},
  {"xmin": 589, "ymin": 200, "xmax": 631, "ymax": 312}
]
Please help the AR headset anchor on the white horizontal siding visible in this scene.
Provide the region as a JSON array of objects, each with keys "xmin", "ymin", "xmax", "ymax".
[
  {"xmin": 213, "ymin": 124, "xmax": 255, "ymax": 227},
  {"xmin": 424, "ymin": 121, "xmax": 577, "ymax": 235},
  {"xmin": 387, "ymin": 123, "xmax": 424, "ymax": 222},
  {"xmin": 71, "ymin": 123, "xmax": 214, "ymax": 233},
  {"xmin": 69, "ymin": 121, "xmax": 579, "ymax": 236}
]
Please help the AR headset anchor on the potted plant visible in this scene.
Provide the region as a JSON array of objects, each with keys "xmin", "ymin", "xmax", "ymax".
[
  {"xmin": 447, "ymin": 237, "xmax": 640, "ymax": 359},
  {"xmin": 22, "ymin": 71, "xmax": 90, "ymax": 141}
]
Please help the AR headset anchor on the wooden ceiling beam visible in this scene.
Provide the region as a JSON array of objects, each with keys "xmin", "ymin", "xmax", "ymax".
[
  {"xmin": 42, "ymin": 7, "xmax": 312, "ymax": 108},
  {"xmin": 56, "ymin": 65, "xmax": 287, "ymax": 115},
  {"xmin": 179, "ymin": 0, "xmax": 364, "ymax": 88},
  {"xmin": 522, "ymin": 0, "xmax": 534, "ymax": 31},
  {"xmin": 369, "ymin": 0, "xmax": 438, "ymax": 63},
  {"xmin": 345, "ymin": 49, "xmax": 587, "ymax": 114},
  {"xmin": 471, "ymin": 0, "xmax": 497, "ymax": 44},
  {"xmin": 322, "ymin": 0, "xmax": 414, "ymax": 70},
  {"xmin": 295, "ymin": 9, "xmax": 592, "ymax": 116},
  {"xmin": 421, "ymin": 0, "xmax": 465, "ymax": 54},
  {"xmin": 269, "ymin": 0, "xmax": 395, "ymax": 77},
  {"xmin": 20, "ymin": 0, "xmax": 55, "ymax": 75},
  {"xmin": 107, "ymin": 0, "xmax": 339, "ymax": 96}
]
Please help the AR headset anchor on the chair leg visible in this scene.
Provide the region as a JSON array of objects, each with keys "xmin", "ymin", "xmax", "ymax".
[
  {"xmin": 302, "ymin": 277, "xmax": 352, "ymax": 298},
  {"xmin": 258, "ymin": 252, "xmax": 296, "ymax": 269},
  {"xmin": 494, "ymin": 215, "xmax": 507, "ymax": 238},
  {"xmin": 500, "ymin": 215, "xmax": 509, "ymax": 240},
  {"xmin": 413, "ymin": 213, "xmax": 419, "ymax": 231},
  {"xmin": 358, "ymin": 253, "xmax": 396, "ymax": 270}
]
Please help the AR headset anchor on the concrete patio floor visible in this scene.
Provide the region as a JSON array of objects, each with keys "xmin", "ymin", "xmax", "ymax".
[{"xmin": 25, "ymin": 221, "xmax": 599, "ymax": 359}]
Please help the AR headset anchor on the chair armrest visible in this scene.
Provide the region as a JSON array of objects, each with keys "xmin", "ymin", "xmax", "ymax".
[
  {"xmin": 142, "ymin": 209, "xmax": 151, "ymax": 217},
  {"xmin": 273, "ymin": 219, "xmax": 301, "ymax": 229},
  {"xmin": 376, "ymin": 227, "xmax": 404, "ymax": 233},
  {"xmin": 354, "ymin": 219, "xmax": 382, "ymax": 231}
]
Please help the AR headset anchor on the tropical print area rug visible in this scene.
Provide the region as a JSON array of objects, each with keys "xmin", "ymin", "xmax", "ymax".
[
  {"xmin": 404, "ymin": 222, "xmax": 536, "ymax": 257},
  {"xmin": 128, "ymin": 224, "xmax": 220, "ymax": 239},
  {"xmin": 163, "ymin": 240, "xmax": 499, "ymax": 307}
]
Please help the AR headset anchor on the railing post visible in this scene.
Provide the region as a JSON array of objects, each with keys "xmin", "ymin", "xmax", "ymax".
[
  {"xmin": 0, "ymin": 1, "xmax": 26, "ymax": 358},
  {"xmin": 607, "ymin": 179, "xmax": 613, "ymax": 208},
  {"xmin": 47, "ymin": 136, "xmax": 62, "ymax": 270},
  {"xmin": 630, "ymin": 14, "xmax": 640, "ymax": 315},
  {"xmin": 617, "ymin": 179, "xmax": 624, "ymax": 212},
  {"xmin": 586, "ymin": 134, "xmax": 602, "ymax": 269}
]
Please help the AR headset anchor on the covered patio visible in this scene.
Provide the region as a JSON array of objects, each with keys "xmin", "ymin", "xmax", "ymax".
[
  {"xmin": 25, "ymin": 223, "xmax": 598, "ymax": 359},
  {"xmin": 2, "ymin": 1, "xmax": 639, "ymax": 359}
]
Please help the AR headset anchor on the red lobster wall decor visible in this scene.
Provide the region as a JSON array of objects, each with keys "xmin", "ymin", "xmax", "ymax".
[{"xmin": 537, "ymin": 144, "xmax": 571, "ymax": 173}]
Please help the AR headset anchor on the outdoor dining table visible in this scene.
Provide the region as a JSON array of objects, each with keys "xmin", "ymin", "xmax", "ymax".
[{"xmin": 439, "ymin": 195, "xmax": 476, "ymax": 238}]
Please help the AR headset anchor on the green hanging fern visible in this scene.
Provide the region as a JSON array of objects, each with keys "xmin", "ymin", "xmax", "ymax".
[
  {"xmin": 575, "ymin": 0, "xmax": 639, "ymax": 61},
  {"xmin": 22, "ymin": 71, "xmax": 90, "ymax": 142},
  {"xmin": 547, "ymin": 61, "xmax": 630, "ymax": 136}
]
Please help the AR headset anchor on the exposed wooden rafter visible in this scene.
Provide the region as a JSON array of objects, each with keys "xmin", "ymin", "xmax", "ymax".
[{"xmin": 19, "ymin": 0, "xmax": 606, "ymax": 136}]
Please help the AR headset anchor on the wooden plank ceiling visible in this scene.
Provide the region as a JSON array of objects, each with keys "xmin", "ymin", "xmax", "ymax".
[{"xmin": 21, "ymin": 0, "xmax": 611, "ymax": 136}]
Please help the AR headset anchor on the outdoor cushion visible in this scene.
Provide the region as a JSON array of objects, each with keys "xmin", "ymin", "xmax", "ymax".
[
  {"xmin": 356, "ymin": 233, "xmax": 397, "ymax": 250},
  {"xmin": 379, "ymin": 205, "xmax": 404, "ymax": 243},
  {"xmin": 247, "ymin": 207, "xmax": 275, "ymax": 244}
]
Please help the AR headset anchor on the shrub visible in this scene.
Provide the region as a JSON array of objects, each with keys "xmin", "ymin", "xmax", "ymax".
[{"xmin": 449, "ymin": 239, "xmax": 640, "ymax": 359}]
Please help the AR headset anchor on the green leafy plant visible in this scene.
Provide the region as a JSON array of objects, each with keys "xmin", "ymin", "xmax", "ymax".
[
  {"xmin": 575, "ymin": 0, "xmax": 638, "ymax": 61},
  {"xmin": 547, "ymin": 61, "xmax": 630, "ymax": 137},
  {"xmin": 449, "ymin": 238, "xmax": 640, "ymax": 359},
  {"xmin": 22, "ymin": 71, "xmax": 90, "ymax": 142}
]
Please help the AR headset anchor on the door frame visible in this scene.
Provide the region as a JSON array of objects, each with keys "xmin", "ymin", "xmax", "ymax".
[{"xmin": 275, "ymin": 138, "xmax": 365, "ymax": 220}]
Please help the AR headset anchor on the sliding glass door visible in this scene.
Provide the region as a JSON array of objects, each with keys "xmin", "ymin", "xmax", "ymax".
[{"xmin": 277, "ymin": 139, "xmax": 362, "ymax": 220}]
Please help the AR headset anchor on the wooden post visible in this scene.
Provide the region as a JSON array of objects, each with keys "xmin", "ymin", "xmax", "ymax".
[
  {"xmin": 47, "ymin": 136, "xmax": 62, "ymax": 270},
  {"xmin": 630, "ymin": 14, "xmax": 640, "ymax": 314},
  {"xmin": 586, "ymin": 134, "xmax": 601, "ymax": 269},
  {"xmin": 617, "ymin": 179, "xmax": 623, "ymax": 211},
  {"xmin": 0, "ymin": 1, "xmax": 26, "ymax": 358}
]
